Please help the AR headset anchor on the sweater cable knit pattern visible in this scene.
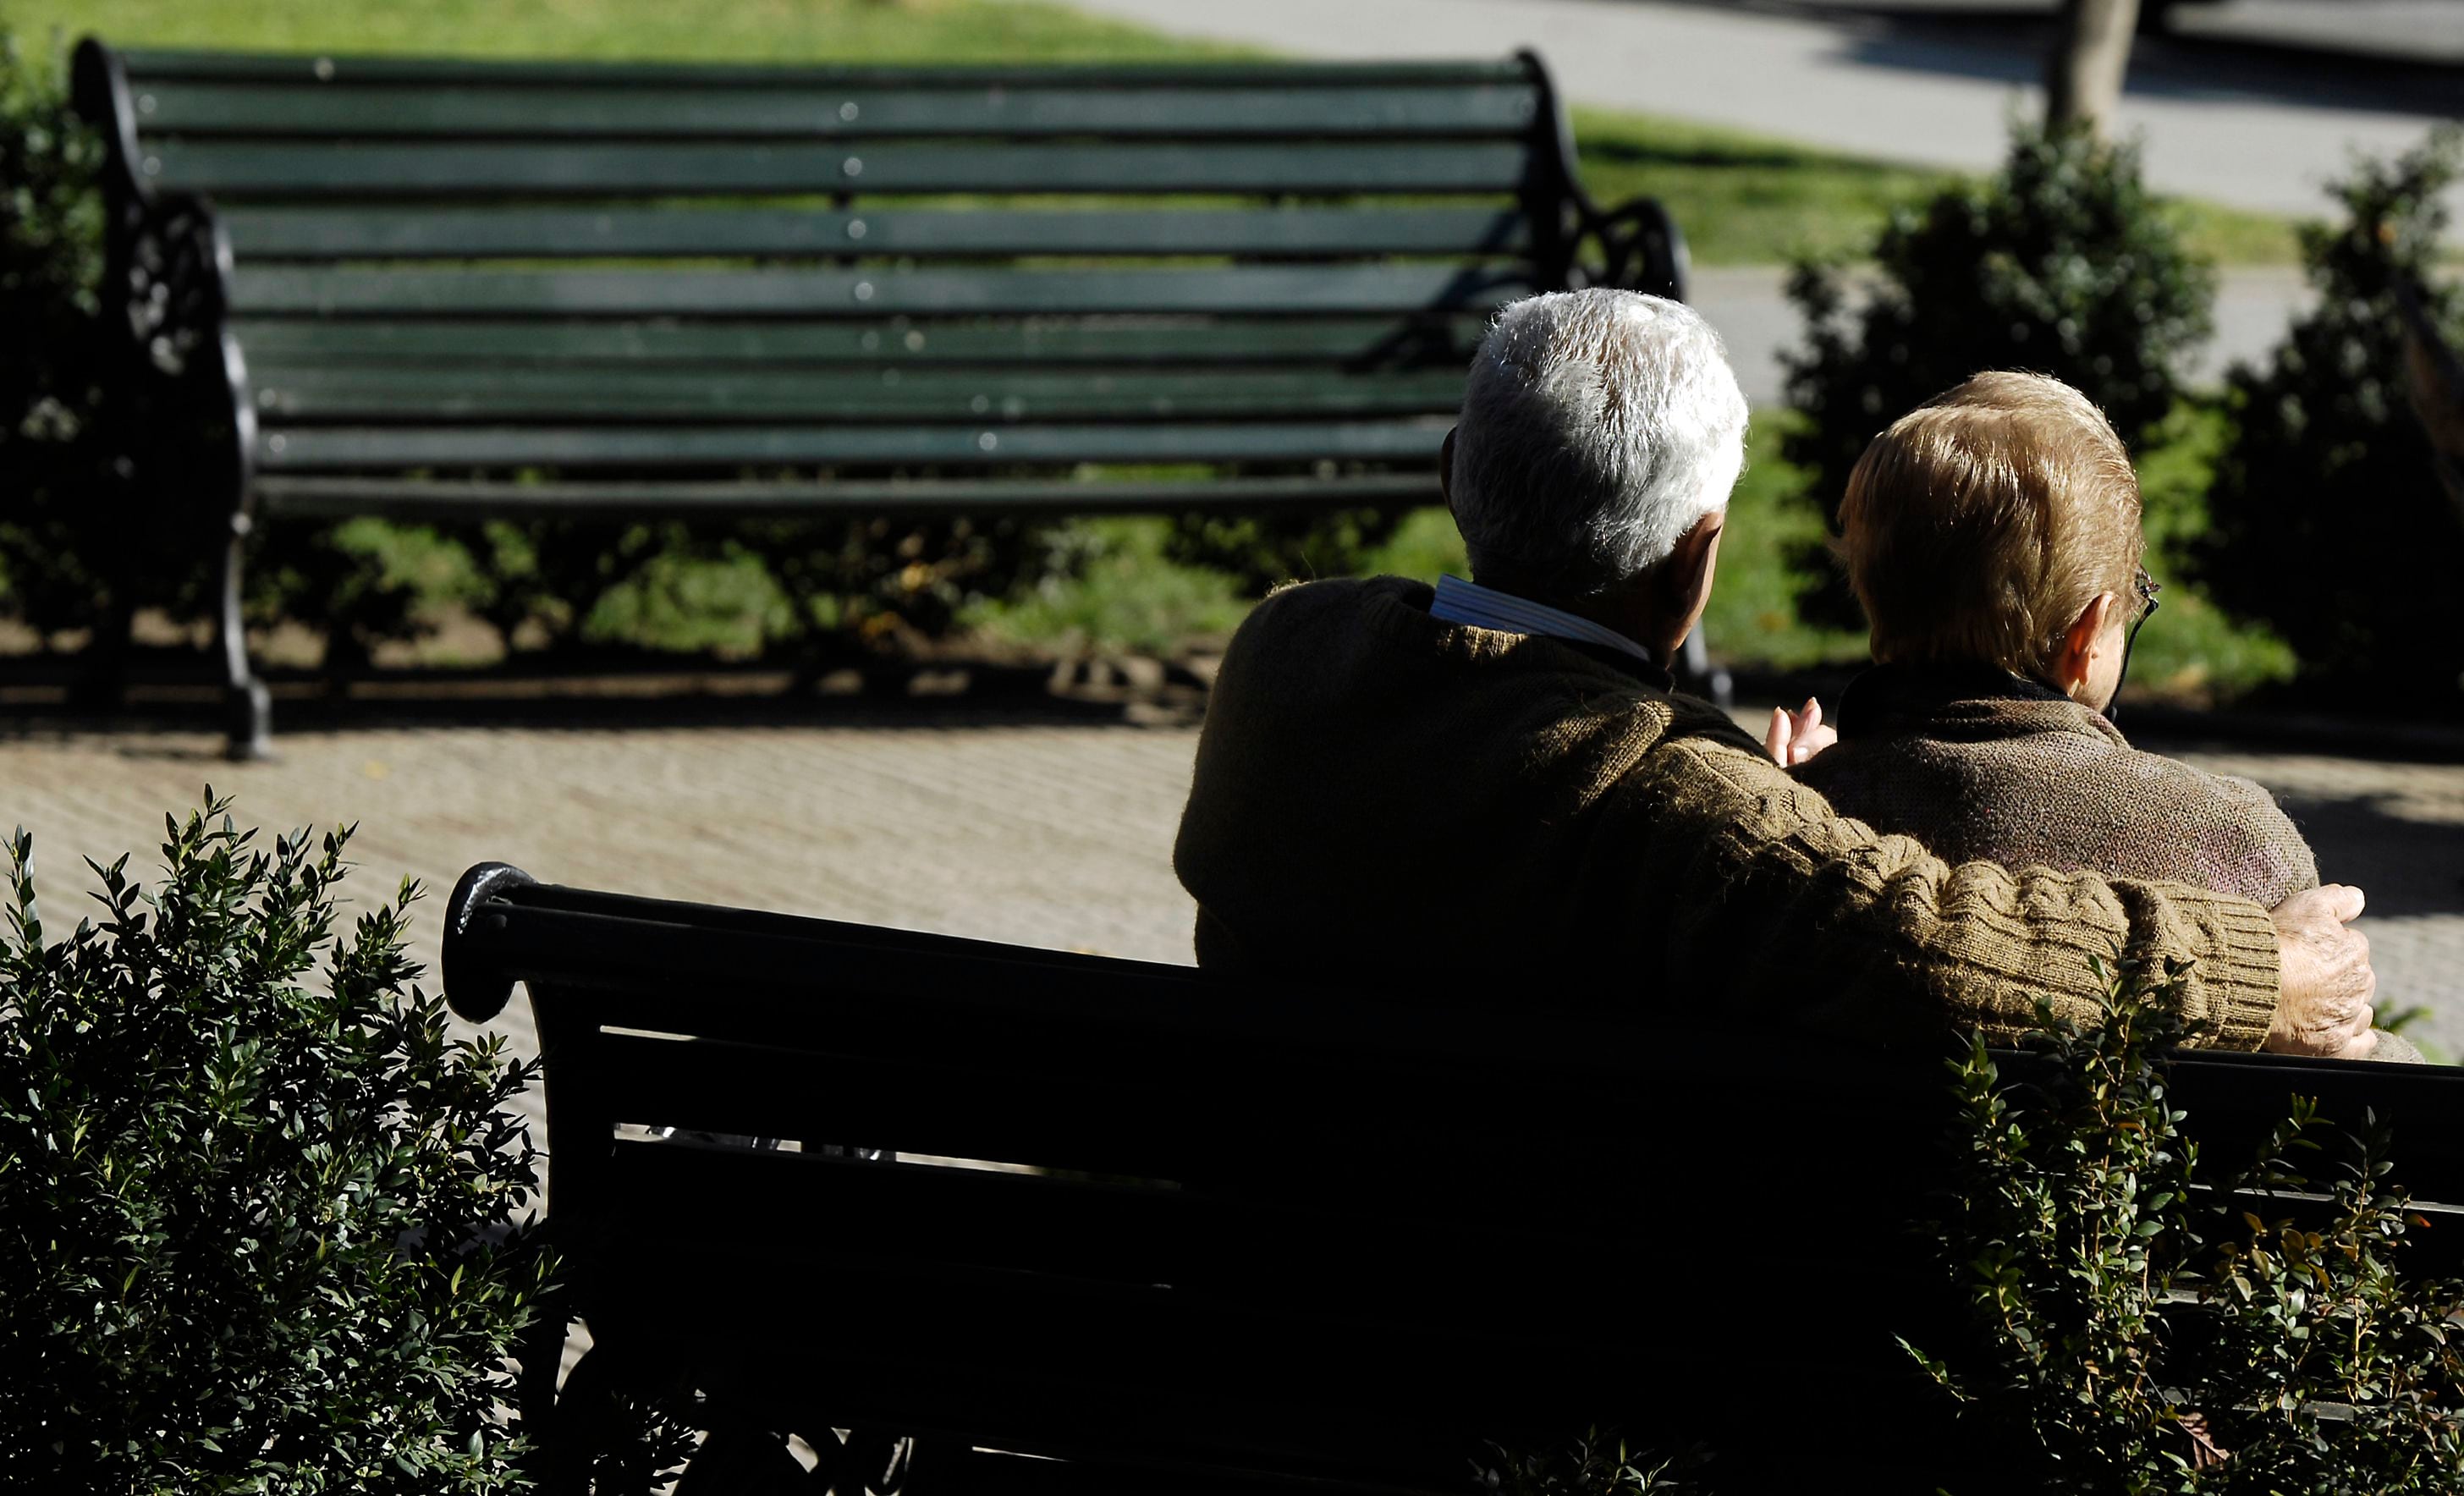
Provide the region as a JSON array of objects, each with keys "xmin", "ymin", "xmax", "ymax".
[{"xmin": 1173, "ymin": 577, "xmax": 2282, "ymax": 1050}]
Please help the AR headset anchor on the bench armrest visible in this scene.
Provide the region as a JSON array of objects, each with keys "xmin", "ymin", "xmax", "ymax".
[{"xmin": 1575, "ymin": 193, "xmax": 1689, "ymax": 303}]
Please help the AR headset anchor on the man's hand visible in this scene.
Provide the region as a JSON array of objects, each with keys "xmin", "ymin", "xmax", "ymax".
[
  {"xmin": 1763, "ymin": 697, "xmax": 1838, "ymax": 768},
  {"xmin": 2264, "ymin": 884, "xmax": 2377, "ymax": 1058}
]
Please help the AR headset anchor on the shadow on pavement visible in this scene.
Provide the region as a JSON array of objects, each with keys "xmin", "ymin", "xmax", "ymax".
[
  {"xmin": 2274, "ymin": 789, "xmax": 2464, "ymax": 920},
  {"xmin": 0, "ymin": 650, "xmax": 1209, "ymax": 746},
  {"xmin": 1607, "ymin": 0, "xmax": 2464, "ymax": 113}
]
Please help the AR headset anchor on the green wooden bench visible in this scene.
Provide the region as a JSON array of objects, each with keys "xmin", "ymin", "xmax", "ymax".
[{"xmin": 72, "ymin": 40, "xmax": 1692, "ymax": 758}]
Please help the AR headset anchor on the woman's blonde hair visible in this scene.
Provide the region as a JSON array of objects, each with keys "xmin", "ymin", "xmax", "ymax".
[{"xmin": 1838, "ymin": 371, "xmax": 2143, "ymax": 679}]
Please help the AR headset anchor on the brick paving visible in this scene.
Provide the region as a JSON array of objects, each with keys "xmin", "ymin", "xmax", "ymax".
[
  {"xmin": 4, "ymin": 707, "xmax": 2461, "ymax": 1119},
  {"xmin": 2136, "ymin": 735, "xmax": 2464, "ymax": 1058},
  {"xmin": 0, "ymin": 711, "xmax": 1206, "ymax": 1150}
]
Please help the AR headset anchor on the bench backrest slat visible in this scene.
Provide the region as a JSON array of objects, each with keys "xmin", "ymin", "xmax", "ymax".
[
  {"xmin": 227, "ymin": 263, "xmax": 1531, "ymax": 318},
  {"xmin": 148, "ymin": 139, "xmax": 1537, "ymax": 198},
  {"xmin": 223, "ymin": 315, "xmax": 1489, "ymax": 366},
  {"xmin": 247, "ymin": 366, "xmax": 1474, "ymax": 423},
  {"xmin": 217, "ymin": 206, "xmax": 1536, "ymax": 261},
  {"xmin": 133, "ymin": 80, "xmax": 1544, "ymax": 140},
  {"xmin": 114, "ymin": 48, "xmax": 1529, "ymax": 86},
  {"xmin": 257, "ymin": 418, "xmax": 1448, "ymax": 471}
]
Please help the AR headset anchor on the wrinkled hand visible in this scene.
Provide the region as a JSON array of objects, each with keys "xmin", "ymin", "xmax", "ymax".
[
  {"xmin": 2264, "ymin": 884, "xmax": 2377, "ymax": 1059},
  {"xmin": 1763, "ymin": 697, "xmax": 1838, "ymax": 768}
]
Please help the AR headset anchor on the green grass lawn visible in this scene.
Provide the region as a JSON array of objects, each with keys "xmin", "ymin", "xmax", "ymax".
[
  {"xmin": 1569, "ymin": 109, "xmax": 2300, "ymax": 268},
  {"xmin": 22, "ymin": 0, "xmax": 2307, "ymax": 693},
  {"xmin": 15, "ymin": 0, "xmax": 1235, "ymax": 67}
]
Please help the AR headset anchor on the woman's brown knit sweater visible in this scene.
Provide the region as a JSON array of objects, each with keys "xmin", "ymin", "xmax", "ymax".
[
  {"xmin": 1794, "ymin": 663, "xmax": 2314, "ymax": 905},
  {"xmin": 1793, "ymin": 663, "xmax": 2418, "ymax": 1062},
  {"xmin": 1174, "ymin": 577, "xmax": 2283, "ymax": 1050}
]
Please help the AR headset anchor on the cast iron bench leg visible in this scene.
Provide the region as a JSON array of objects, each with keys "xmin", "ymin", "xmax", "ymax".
[
  {"xmin": 220, "ymin": 509, "xmax": 272, "ymax": 762},
  {"xmin": 1680, "ymin": 629, "xmax": 1733, "ymax": 708},
  {"xmin": 71, "ymin": 587, "xmax": 139, "ymax": 714}
]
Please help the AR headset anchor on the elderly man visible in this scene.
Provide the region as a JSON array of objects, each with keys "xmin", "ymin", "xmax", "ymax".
[{"xmin": 1173, "ymin": 289, "xmax": 2375, "ymax": 1056}]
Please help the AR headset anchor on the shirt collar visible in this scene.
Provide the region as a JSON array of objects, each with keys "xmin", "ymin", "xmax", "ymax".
[{"xmin": 1427, "ymin": 575, "xmax": 1660, "ymax": 667}]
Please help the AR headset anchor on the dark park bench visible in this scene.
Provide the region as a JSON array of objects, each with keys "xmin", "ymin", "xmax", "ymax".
[
  {"xmin": 71, "ymin": 41, "xmax": 1691, "ymax": 759},
  {"xmin": 440, "ymin": 864, "xmax": 2464, "ymax": 1496}
]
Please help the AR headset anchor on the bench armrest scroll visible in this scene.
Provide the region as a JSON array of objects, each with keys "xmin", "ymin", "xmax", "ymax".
[
  {"xmin": 1580, "ymin": 194, "xmax": 1689, "ymax": 303},
  {"xmin": 1511, "ymin": 49, "xmax": 1688, "ymax": 302},
  {"xmin": 444, "ymin": 861, "xmax": 539, "ymax": 1025}
]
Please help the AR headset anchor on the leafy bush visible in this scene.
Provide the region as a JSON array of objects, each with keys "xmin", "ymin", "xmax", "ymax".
[
  {"xmin": 0, "ymin": 796, "xmax": 550, "ymax": 1492},
  {"xmin": 278, "ymin": 511, "xmax": 1074, "ymax": 667},
  {"xmin": 2194, "ymin": 129, "xmax": 2464, "ymax": 695},
  {"xmin": 1785, "ymin": 120, "xmax": 2214, "ymax": 620},
  {"xmin": 1164, "ymin": 506, "xmax": 1410, "ymax": 597},
  {"xmin": 0, "ymin": 30, "xmax": 112, "ymax": 635},
  {"xmin": 1475, "ymin": 1429, "xmax": 1697, "ymax": 1496},
  {"xmin": 1906, "ymin": 959, "xmax": 2464, "ymax": 1492}
]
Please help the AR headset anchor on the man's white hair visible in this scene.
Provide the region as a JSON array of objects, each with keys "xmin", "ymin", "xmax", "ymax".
[{"xmin": 1449, "ymin": 289, "xmax": 1749, "ymax": 595}]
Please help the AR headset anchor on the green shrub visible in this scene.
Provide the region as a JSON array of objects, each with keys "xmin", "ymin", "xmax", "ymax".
[
  {"xmin": 1475, "ymin": 1429, "xmax": 1697, "ymax": 1496},
  {"xmin": 2193, "ymin": 129, "xmax": 2464, "ymax": 696},
  {"xmin": 1784, "ymin": 120, "xmax": 2214, "ymax": 621},
  {"xmin": 0, "ymin": 796, "xmax": 550, "ymax": 1492},
  {"xmin": 1906, "ymin": 960, "xmax": 2464, "ymax": 1492},
  {"xmin": 290, "ymin": 512, "xmax": 1070, "ymax": 666},
  {"xmin": 1163, "ymin": 506, "xmax": 1410, "ymax": 597},
  {"xmin": 0, "ymin": 30, "xmax": 112, "ymax": 634}
]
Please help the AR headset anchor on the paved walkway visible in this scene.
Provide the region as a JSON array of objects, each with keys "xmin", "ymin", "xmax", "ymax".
[
  {"xmin": 0, "ymin": 714, "xmax": 1203, "ymax": 1150},
  {"xmin": 1017, "ymin": 0, "xmax": 2453, "ymax": 405},
  {"xmin": 1037, "ymin": 0, "xmax": 2462, "ymax": 221},
  {"xmin": 7, "ymin": 708, "xmax": 2463, "ymax": 1084}
]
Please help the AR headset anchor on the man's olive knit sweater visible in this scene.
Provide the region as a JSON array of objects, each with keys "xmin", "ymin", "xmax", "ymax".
[{"xmin": 1173, "ymin": 577, "xmax": 2283, "ymax": 1049}]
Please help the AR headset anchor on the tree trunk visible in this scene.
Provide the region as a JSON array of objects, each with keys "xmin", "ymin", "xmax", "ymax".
[{"xmin": 2046, "ymin": 0, "xmax": 2142, "ymax": 139}]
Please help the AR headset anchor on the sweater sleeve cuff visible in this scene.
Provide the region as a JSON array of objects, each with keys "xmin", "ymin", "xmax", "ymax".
[{"xmin": 2153, "ymin": 886, "xmax": 2281, "ymax": 1050}]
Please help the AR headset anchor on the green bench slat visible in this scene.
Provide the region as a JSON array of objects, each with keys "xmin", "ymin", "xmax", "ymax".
[
  {"xmin": 250, "ymin": 366, "xmax": 1471, "ymax": 422},
  {"xmin": 228, "ymin": 264, "xmax": 1529, "ymax": 317},
  {"xmin": 256, "ymin": 419, "xmax": 1449, "ymax": 470},
  {"xmin": 135, "ymin": 81, "xmax": 1541, "ymax": 139},
  {"xmin": 227, "ymin": 316, "xmax": 1488, "ymax": 366},
  {"xmin": 117, "ymin": 49, "xmax": 1529, "ymax": 88},
  {"xmin": 252, "ymin": 472, "xmax": 1438, "ymax": 520},
  {"xmin": 147, "ymin": 140, "xmax": 1533, "ymax": 198},
  {"xmin": 218, "ymin": 206, "xmax": 1534, "ymax": 261}
]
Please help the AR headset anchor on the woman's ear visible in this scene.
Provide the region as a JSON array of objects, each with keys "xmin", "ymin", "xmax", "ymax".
[{"xmin": 2053, "ymin": 591, "xmax": 2118, "ymax": 700}]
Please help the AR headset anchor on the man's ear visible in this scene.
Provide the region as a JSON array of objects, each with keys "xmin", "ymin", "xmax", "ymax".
[
  {"xmin": 1642, "ymin": 509, "xmax": 1724, "ymax": 643},
  {"xmin": 1438, "ymin": 427, "xmax": 1458, "ymax": 513},
  {"xmin": 2054, "ymin": 591, "xmax": 2117, "ymax": 693},
  {"xmin": 1667, "ymin": 509, "xmax": 1724, "ymax": 604}
]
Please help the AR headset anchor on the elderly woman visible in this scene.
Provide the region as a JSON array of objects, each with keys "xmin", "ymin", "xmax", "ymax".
[
  {"xmin": 1174, "ymin": 292, "xmax": 2379, "ymax": 1059},
  {"xmin": 1794, "ymin": 371, "xmax": 2418, "ymax": 1060}
]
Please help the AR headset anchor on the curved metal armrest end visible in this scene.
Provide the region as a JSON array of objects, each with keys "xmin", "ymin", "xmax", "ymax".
[
  {"xmin": 443, "ymin": 862, "xmax": 537, "ymax": 1025},
  {"xmin": 1587, "ymin": 194, "xmax": 1691, "ymax": 305},
  {"xmin": 69, "ymin": 39, "xmax": 141, "ymax": 180}
]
